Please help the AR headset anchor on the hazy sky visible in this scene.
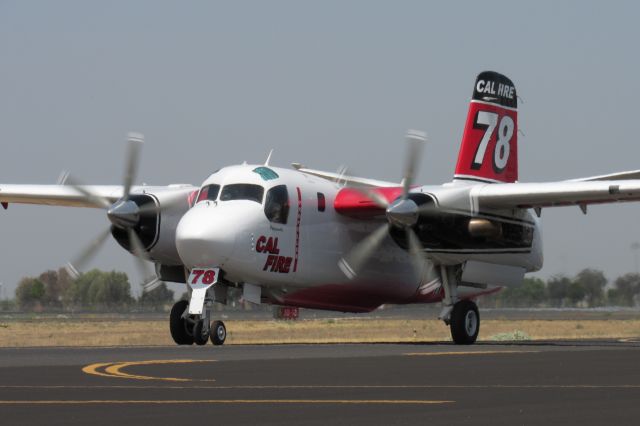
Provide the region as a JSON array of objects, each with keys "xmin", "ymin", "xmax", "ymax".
[{"xmin": 1, "ymin": 1, "xmax": 640, "ymax": 296}]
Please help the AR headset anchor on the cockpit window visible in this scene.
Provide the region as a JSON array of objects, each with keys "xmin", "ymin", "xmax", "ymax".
[
  {"xmin": 196, "ymin": 184, "xmax": 221, "ymax": 203},
  {"xmin": 219, "ymin": 184, "xmax": 264, "ymax": 204},
  {"xmin": 264, "ymin": 185, "xmax": 289, "ymax": 224}
]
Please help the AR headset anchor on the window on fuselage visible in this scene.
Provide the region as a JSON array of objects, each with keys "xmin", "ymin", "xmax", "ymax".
[
  {"xmin": 264, "ymin": 185, "xmax": 289, "ymax": 224},
  {"xmin": 196, "ymin": 184, "xmax": 221, "ymax": 203},
  {"xmin": 219, "ymin": 184, "xmax": 264, "ymax": 204},
  {"xmin": 317, "ymin": 192, "xmax": 326, "ymax": 212}
]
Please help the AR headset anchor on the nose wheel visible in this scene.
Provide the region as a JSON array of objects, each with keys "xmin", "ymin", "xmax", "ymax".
[
  {"xmin": 169, "ymin": 300, "xmax": 195, "ymax": 345},
  {"xmin": 193, "ymin": 320, "xmax": 209, "ymax": 345},
  {"xmin": 210, "ymin": 320, "xmax": 226, "ymax": 346}
]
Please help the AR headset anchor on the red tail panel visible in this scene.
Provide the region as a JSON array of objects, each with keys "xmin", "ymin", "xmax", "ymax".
[{"xmin": 455, "ymin": 71, "xmax": 518, "ymax": 183}]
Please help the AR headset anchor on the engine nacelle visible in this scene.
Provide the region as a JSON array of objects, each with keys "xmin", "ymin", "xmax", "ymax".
[{"xmin": 111, "ymin": 186, "xmax": 197, "ymax": 266}]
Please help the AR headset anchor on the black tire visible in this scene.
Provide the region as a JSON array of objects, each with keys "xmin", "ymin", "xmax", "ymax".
[
  {"xmin": 450, "ymin": 300, "xmax": 480, "ymax": 345},
  {"xmin": 193, "ymin": 320, "xmax": 209, "ymax": 346},
  {"xmin": 210, "ymin": 320, "xmax": 226, "ymax": 346},
  {"xmin": 170, "ymin": 300, "xmax": 194, "ymax": 345}
]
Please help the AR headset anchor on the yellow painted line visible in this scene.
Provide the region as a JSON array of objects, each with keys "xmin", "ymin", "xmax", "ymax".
[
  {"xmin": 83, "ymin": 359, "xmax": 216, "ymax": 382},
  {"xmin": 0, "ymin": 399, "xmax": 453, "ymax": 405},
  {"xmin": 81, "ymin": 362, "xmax": 118, "ymax": 379},
  {"xmin": 404, "ymin": 350, "xmax": 539, "ymax": 356},
  {"xmin": 3, "ymin": 384, "xmax": 640, "ymax": 390}
]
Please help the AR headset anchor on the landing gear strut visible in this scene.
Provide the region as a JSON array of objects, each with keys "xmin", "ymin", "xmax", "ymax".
[{"xmin": 438, "ymin": 265, "xmax": 480, "ymax": 345}]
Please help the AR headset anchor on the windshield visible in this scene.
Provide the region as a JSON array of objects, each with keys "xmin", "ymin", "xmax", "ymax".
[
  {"xmin": 219, "ymin": 184, "xmax": 264, "ymax": 204},
  {"xmin": 196, "ymin": 184, "xmax": 221, "ymax": 203}
]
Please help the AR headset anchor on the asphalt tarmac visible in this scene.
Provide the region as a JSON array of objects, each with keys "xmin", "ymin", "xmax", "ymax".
[{"xmin": 1, "ymin": 340, "xmax": 640, "ymax": 425}]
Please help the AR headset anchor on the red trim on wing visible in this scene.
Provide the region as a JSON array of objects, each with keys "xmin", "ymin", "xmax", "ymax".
[{"xmin": 334, "ymin": 187, "xmax": 404, "ymax": 218}]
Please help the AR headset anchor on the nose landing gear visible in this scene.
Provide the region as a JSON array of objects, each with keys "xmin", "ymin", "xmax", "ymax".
[{"xmin": 169, "ymin": 300, "xmax": 227, "ymax": 346}]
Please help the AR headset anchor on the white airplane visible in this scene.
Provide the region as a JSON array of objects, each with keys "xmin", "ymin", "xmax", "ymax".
[{"xmin": 2, "ymin": 71, "xmax": 640, "ymax": 346}]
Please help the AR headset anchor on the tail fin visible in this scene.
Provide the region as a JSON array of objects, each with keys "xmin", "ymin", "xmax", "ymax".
[{"xmin": 454, "ymin": 71, "xmax": 518, "ymax": 183}]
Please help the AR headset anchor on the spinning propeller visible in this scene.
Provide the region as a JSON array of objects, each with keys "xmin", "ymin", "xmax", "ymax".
[
  {"xmin": 338, "ymin": 130, "xmax": 429, "ymax": 280},
  {"xmin": 64, "ymin": 133, "xmax": 161, "ymax": 292}
]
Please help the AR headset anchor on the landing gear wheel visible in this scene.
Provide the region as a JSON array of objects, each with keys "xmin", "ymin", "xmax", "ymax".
[
  {"xmin": 169, "ymin": 300, "xmax": 194, "ymax": 345},
  {"xmin": 450, "ymin": 300, "xmax": 480, "ymax": 345},
  {"xmin": 210, "ymin": 320, "xmax": 226, "ymax": 346},
  {"xmin": 193, "ymin": 320, "xmax": 209, "ymax": 346}
]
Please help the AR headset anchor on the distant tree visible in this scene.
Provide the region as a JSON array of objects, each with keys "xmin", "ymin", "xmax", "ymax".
[
  {"xmin": 488, "ymin": 277, "xmax": 546, "ymax": 308},
  {"xmin": 0, "ymin": 298, "xmax": 15, "ymax": 311},
  {"xmin": 39, "ymin": 269, "xmax": 72, "ymax": 308},
  {"xmin": 15, "ymin": 277, "xmax": 46, "ymax": 310},
  {"xmin": 138, "ymin": 282, "xmax": 174, "ymax": 309},
  {"xmin": 64, "ymin": 269, "xmax": 133, "ymax": 309},
  {"xmin": 547, "ymin": 275, "xmax": 571, "ymax": 307},
  {"xmin": 608, "ymin": 273, "xmax": 640, "ymax": 306},
  {"xmin": 567, "ymin": 280, "xmax": 587, "ymax": 306},
  {"xmin": 573, "ymin": 269, "xmax": 607, "ymax": 307}
]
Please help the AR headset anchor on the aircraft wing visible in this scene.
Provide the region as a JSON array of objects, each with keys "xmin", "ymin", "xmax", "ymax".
[
  {"xmin": 569, "ymin": 169, "xmax": 640, "ymax": 182},
  {"xmin": 0, "ymin": 184, "xmax": 196, "ymax": 208},
  {"xmin": 291, "ymin": 164, "xmax": 398, "ymax": 187},
  {"xmin": 470, "ymin": 180, "xmax": 640, "ymax": 211}
]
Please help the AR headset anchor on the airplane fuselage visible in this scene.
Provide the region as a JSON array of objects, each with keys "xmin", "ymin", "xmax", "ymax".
[{"xmin": 175, "ymin": 164, "xmax": 543, "ymax": 312}]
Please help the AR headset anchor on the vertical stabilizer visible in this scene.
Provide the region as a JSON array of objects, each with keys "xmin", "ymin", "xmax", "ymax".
[{"xmin": 454, "ymin": 71, "xmax": 518, "ymax": 183}]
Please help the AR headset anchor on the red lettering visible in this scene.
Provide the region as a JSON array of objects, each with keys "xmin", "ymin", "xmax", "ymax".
[
  {"xmin": 263, "ymin": 255, "xmax": 277, "ymax": 271},
  {"xmin": 191, "ymin": 269, "xmax": 204, "ymax": 284},
  {"xmin": 282, "ymin": 257, "xmax": 292, "ymax": 273},
  {"xmin": 256, "ymin": 236, "xmax": 267, "ymax": 253},
  {"xmin": 273, "ymin": 237, "xmax": 280, "ymax": 254},
  {"xmin": 202, "ymin": 270, "xmax": 216, "ymax": 284},
  {"xmin": 275, "ymin": 256, "xmax": 286, "ymax": 272}
]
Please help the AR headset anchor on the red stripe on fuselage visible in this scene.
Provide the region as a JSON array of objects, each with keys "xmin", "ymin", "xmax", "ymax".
[{"xmin": 293, "ymin": 187, "xmax": 302, "ymax": 272}]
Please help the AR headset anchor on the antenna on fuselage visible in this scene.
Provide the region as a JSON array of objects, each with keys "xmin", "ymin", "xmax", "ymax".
[{"xmin": 264, "ymin": 149, "xmax": 274, "ymax": 166}]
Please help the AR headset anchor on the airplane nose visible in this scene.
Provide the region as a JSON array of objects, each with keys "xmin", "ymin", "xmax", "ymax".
[{"xmin": 175, "ymin": 203, "xmax": 239, "ymax": 267}]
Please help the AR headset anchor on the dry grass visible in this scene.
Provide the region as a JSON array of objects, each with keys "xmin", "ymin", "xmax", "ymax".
[{"xmin": 2, "ymin": 318, "xmax": 640, "ymax": 347}]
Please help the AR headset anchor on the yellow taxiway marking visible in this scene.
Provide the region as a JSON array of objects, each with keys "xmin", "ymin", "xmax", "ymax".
[
  {"xmin": 0, "ymin": 399, "xmax": 453, "ymax": 405},
  {"xmin": 404, "ymin": 350, "xmax": 540, "ymax": 356},
  {"xmin": 82, "ymin": 359, "xmax": 216, "ymax": 382},
  {"xmin": 3, "ymin": 384, "xmax": 640, "ymax": 390}
]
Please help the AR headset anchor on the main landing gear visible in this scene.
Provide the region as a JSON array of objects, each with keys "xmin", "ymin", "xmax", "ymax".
[
  {"xmin": 439, "ymin": 265, "xmax": 480, "ymax": 345},
  {"xmin": 169, "ymin": 300, "xmax": 227, "ymax": 346}
]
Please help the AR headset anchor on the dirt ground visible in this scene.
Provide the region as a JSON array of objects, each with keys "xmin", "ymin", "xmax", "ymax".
[{"xmin": 2, "ymin": 318, "xmax": 640, "ymax": 347}]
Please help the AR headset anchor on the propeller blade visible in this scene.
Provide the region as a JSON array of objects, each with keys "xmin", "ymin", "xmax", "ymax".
[
  {"xmin": 127, "ymin": 228, "xmax": 157, "ymax": 286},
  {"xmin": 142, "ymin": 276, "xmax": 162, "ymax": 293},
  {"xmin": 338, "ymin": 223, "xmax": 389, "ymax": 279},
  {"xmin": 65, "ymin": 227, "xmax": 112, "ymax": 278},
  {"xmin": 123, "ymin": 132, "xmax": 144, "ymax": 201},
  {"xmin": 65, "ymin": 175, "xmax": 112, "ymax": 209},
  {"xmin": 401, "ymin": 130, "xmax": 426, "ymax": 199},
  {"xmin": 406, "ymin": 228, "xmax": 426, "ymax": 277}
]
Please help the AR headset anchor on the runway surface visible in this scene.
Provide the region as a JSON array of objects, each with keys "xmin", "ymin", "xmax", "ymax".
[{"xmin": 2, "ymin": 340, "xmax": 640, "ymax": 425}]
